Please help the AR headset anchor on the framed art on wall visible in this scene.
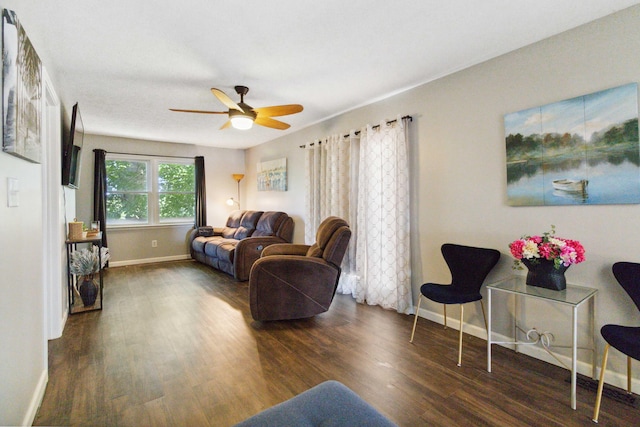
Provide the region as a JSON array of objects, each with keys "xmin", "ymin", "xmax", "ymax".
[
  {"xmin": 2, "ymin": 9, "xmax": 42, "ymax": 164},
  {"xmin": 257, "ymin": 158, "xmax": 287, "ymax": 191},
  {"xmin": 505, "ymin": 83, "xmax": 639, "ymax": 206}
]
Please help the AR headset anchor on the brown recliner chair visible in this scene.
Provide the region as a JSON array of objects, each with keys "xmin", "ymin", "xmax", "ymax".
[{"xmin": 249, "ymin": 217, "xmax": 352, "ymax": 321}]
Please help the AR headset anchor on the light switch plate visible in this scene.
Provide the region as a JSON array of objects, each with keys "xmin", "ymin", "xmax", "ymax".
[{"xmin": 7, "ymin": 177, "xmax": 18, "ymax": 207}]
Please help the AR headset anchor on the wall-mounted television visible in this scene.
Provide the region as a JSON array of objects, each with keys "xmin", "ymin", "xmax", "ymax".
[{"xmin": 61, "ymin": 102, "xmax": 84, "ymax": 188}]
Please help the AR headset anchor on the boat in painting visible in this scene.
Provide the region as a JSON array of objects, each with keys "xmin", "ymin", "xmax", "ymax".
[{"xmin": 552, "ymin": 179, "xmax": 588, "ymax": 192}]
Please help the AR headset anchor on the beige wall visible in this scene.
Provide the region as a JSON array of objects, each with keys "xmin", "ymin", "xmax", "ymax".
[
  {"xmin": 0, "ymin": 153, "xmax": 47, "ymax": 426},
  {"xmin": 246, "ymin": 6, "xmax": 640, "ymax": 387},
  {"xmin": 0, "ymin": 1, "xmax": 47, "ymax": 422},
  {"xmin": 75, "ymin": 134, "xmax": 246, "ymax": 264}
]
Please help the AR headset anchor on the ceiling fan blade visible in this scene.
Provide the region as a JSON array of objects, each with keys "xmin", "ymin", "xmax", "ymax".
[
  {"xmin": 211, "ymin": 88, "xmax": 244, "ymax": 113},
  {"xmin": 254, "ymin": 116, "xmax": 290, "ymax": 130},
  {"xmin": 253, "ymin": 104, "xmax": 303, "ymax": 118},
  {"xmin": 169, "ymin": 108, "xmax": 227, "ymax": 114},
  {"xmin": 219, "ymin": 120, "xmax": 232, "ymax": 130}
]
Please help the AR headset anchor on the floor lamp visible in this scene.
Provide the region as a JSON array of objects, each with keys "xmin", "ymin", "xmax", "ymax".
[{"xmin": 227, "ymin": 174, "xmax": 244, "ymax": 209}]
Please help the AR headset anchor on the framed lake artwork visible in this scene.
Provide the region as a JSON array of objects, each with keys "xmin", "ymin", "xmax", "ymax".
[
  {"xmin": 505, "ymin": 83, "xmax": 639, "ymax": 206},
  {"xmin": 2, "ymin": 9, "xmax": 42, "ymax": 164},
  {"xmin": 257, "ymin": 158, "xmax": 287, "ymax": 191}
]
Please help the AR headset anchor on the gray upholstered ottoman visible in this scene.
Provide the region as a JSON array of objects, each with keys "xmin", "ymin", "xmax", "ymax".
[{"xmin": 233, "ymin": 380, "xmax": 397, "ymax": 427}]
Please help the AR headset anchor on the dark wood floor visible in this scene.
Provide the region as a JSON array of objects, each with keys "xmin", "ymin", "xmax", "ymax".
[{"xmin": 34, "ymin": 260, "xmax": 639, "ymax": 426}]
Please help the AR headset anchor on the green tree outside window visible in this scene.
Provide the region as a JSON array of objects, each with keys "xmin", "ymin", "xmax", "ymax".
[
  {"xmin": 158, "ymin": 163, "xmax": 195, "ymax": 222},
  {"xmin": 105, "ymin": 158, "xmax": 195, "ymax": 226}
]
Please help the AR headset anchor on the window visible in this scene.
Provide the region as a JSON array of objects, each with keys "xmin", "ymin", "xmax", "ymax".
[{"xmin": 106, "ymin": 155, "xmax": 195, "ymax": 226}]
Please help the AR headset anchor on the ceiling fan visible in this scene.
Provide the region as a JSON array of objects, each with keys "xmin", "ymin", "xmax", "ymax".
[{"xmin": 170, "ymin": 85, "xmax": 303, "ymax": 130}]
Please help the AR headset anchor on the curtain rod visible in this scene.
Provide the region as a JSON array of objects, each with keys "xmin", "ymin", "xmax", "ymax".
[
  {"xmin": 299, "ymin": 115, "xmax": 412, "ymax": 148},
  {"xmin": 97, "ymin": 149, "xmax": 196, "ymax": 160}
]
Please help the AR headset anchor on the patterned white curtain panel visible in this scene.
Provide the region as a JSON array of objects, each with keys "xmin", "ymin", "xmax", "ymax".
[
  {"xmin": 305, "ymin": 115, "xmax": 412, "ymax": 313},
  {"xmin": 305, "ymin": 132, "xmax": 358, "ymax": 295},
  {"xmin": 355, "ymin": 118, "xmax": 412, "ymax": 314}
]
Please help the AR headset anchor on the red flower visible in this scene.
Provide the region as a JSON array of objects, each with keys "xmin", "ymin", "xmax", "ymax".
[{"xmin": 509, "ymin": 239, "xmax": 525, "ymax": 259}]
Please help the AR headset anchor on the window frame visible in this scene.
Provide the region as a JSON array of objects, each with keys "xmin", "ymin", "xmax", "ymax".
[{"xmin": 105, "ymin": 154, "xmax": 195, "ymax": 229}]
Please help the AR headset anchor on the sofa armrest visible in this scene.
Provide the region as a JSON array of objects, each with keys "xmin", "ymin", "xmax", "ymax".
[
  {"xmin": 191, "ymin": 226, "xmax": 223, "ymax": 238},
  {"xmin": 234, "ymin": 236, "xmax": 289, "ymax": 281},
  {"xmin": 188, "ymin": 228, "xmax": 199, "ymax": 257},
  {"xmin": 261, "ymin": 243, "xmax": 310, "ymax": 257}
]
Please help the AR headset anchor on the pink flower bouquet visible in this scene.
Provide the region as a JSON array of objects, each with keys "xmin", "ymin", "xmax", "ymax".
[{"xmin": 509, "ymin": 225, "xmax": 585, "ymax": 269}]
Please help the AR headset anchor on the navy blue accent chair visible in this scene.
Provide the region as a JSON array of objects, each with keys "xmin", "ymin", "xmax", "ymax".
[
  {"xmin": 593, "ymin": 262, "xmax": 640, "ymax": 423},
  {"xmin": 410, "ymin": 243, "xmax": 500, "ymax": 366}
]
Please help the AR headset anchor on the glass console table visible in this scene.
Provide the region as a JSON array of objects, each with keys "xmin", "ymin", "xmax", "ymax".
[{"xmin": 486, "ymin": 276, "xmax": 597, "ymax": 410}]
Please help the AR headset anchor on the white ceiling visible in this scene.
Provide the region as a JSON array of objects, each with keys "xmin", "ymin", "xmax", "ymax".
[{"xmin": 5, "ymin": 1, "xmax": 640, "ymax": 149}]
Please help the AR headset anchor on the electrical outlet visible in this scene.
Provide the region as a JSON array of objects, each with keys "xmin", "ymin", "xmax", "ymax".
[{"xmin": 151, "ymin": 240, "xmax": 157, "ymax": 247}]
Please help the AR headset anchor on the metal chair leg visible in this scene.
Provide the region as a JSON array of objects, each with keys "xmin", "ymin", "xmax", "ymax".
[
  {"xmin": 443, "ymin": 304, "xmax": 447, "ymax": 329},
  {"xmin": 457, "ymin": 304, "xmax": 464, "ymax": 367},
  {"xmin": 593, "ymin": 343, "xmax": 610, "ymax": 423},
  {"xmin": 410, "ymin": 295, "xmax": 422, "ymax": 343},
  {"xmin": 628, "ymin": 356, "xmax": 632, "ymax": 393}
]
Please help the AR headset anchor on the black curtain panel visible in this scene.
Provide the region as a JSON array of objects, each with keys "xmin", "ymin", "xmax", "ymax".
[
  {"xmin": 195, "ymin": 156, "xmax": 207, "ymax": 227},
  {"xmin": 93, "ymin": 149, "xmax": 108, "ymax": 249}
]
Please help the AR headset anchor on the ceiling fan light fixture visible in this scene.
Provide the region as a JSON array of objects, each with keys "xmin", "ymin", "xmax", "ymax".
[
  {"xmin": 229, "ymin": 108, "xmax": 257, "ymax": 130},
  {"xmin": 230, "ymin": 115, "xmax": 254, "ymax": 130}
]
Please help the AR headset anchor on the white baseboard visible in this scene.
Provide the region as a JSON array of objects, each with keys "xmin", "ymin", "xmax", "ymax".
[
  {"xmin": 415, "ymin": 305, "xmax": 638, "ymax": 391},
  {"xmin": 22, "ymin": 369, "xmax": 47, "ymax": 427},
  {"xmin": 52, "ymin": 309, "xmax": 68, "ymax": 340},
  {"xmin": 109, "ymin": 254, "xmax": 191, "ymax": 267}
]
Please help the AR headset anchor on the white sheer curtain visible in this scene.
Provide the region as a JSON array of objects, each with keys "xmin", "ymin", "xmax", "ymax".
[
  {"xmin": 305, "ymin": 116, "xmax": 412, "ymax": 313},
  {"xmin": 305, "ymin": 133, "xmax": 358, "ymax": 293},
  {"xmin": 355, "ymin": 118, "xmax": 412, "ymax": 313}
]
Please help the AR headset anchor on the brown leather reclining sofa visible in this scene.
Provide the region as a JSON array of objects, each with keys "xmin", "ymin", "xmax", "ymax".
[{"xmin": 189, "ymin": 210, "xmax": 294, "ymax": 281}]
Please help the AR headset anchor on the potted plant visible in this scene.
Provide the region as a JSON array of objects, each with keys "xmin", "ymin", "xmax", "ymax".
[{"xmin": 69, "ymin": 246, "xmax": 110, "ymax": 306}]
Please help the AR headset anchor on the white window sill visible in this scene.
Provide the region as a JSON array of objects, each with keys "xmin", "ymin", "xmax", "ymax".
[{"xmin": 107, "ymin": 223, "xmax": 194, "ymax": 231}]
